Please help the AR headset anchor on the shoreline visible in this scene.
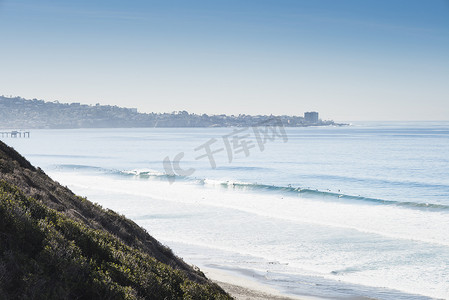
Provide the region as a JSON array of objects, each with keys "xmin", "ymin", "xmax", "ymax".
[{"xmin": 201, "ymin": 266, "xmax": 327, "ymax": 300}]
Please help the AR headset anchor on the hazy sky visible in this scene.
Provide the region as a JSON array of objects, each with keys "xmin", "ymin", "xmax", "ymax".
[{"xmin": 1, "ymin": 0, "xmax": 448, "ymax": 121}]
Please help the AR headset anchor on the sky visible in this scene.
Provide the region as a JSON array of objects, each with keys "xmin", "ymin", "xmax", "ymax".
[{"xmin": 0, "ymin": 0, "xmax": 448, "ymax": 121}]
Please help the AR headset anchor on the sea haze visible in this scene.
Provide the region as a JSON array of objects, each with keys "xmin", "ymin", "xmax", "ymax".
[{"xmin": 5, "ymin": 121, "xmax": 449, "ymax": 300}]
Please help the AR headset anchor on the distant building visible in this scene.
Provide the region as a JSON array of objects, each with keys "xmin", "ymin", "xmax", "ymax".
[{"xmin": 304, "ymin": 111, "xmax": 319, "ymax": 123}]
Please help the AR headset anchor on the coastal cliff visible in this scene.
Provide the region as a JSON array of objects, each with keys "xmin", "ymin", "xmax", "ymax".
[{"xmin": 0, "ymin": 140, "xmax": 231, "ymax": 299}]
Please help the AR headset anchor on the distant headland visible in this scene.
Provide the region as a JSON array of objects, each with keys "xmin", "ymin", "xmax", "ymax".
[{"xmin": 0, "ymin": 95, "xmax": 347, "ymax": 129}]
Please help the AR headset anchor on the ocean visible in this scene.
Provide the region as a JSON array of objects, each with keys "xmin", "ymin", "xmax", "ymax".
[{"xmin": 4, "ymin": 121, "xmax": 449, "ymax": 299}]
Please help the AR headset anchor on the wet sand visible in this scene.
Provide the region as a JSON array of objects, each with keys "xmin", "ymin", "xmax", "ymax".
[{"xmin": 202, "ymin": 266, "xmax": 325, "ymax": 300}]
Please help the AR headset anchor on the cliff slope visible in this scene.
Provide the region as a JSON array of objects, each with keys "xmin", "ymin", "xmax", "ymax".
[{"xmin": 0, "ymin": 140, "xmax": 231, "ymax": 299}]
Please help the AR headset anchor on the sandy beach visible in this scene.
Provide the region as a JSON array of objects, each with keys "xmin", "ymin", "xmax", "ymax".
[
  {"xmin": 216, "ymin": 281, "xmax": 303, "ymax": 300},
  {"xmin": 202, "ymin": 266, "xmax": 324, "ymax": 300},
  {"xmin": 206, "ymin": 266, "xmax": 376, "ymax": 300}
]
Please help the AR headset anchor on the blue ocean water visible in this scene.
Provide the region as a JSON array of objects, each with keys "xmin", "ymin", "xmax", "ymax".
[{"xmin": 4, "ymin": 121, "xmax": 449, "ymax": 299}]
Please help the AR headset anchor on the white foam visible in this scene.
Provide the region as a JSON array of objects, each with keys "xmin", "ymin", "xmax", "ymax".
[
  {"xmin": 48, "ymin": 171, "xmax": 449, "ymax": 299},
  {"xmin": 122, "ymin": 168, "xmax": 165, "ymax": 176}
]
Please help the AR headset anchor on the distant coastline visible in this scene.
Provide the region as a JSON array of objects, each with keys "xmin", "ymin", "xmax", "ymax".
[{"xmin": 0, "ymin": 96, "xmax": 347, "ymax": 129}]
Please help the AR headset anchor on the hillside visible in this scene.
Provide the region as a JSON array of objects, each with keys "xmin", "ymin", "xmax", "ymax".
[{"xmin": 0, "ymin": 140, "xmax": 231, "ymax": 299}]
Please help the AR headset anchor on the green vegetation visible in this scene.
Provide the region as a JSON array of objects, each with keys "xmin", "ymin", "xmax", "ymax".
[{"xmin": 0, "ymin": 141, "xmax": 231, "ymax": 299}]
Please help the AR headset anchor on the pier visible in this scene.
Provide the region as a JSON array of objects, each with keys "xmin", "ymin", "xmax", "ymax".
[{"xmin": 0, "ymin": 131, "xmax": 30, "ymax": 138}]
